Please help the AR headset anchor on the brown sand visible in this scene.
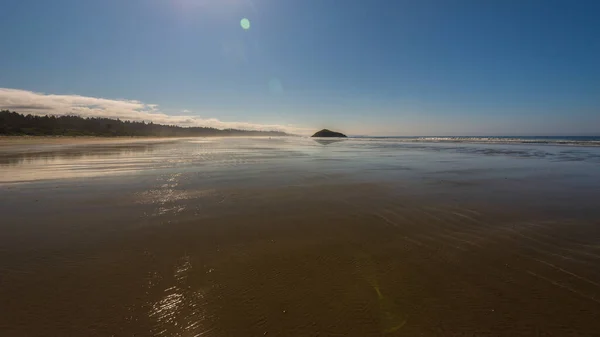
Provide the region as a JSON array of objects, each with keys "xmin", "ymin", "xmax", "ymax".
[{"xmin": 2, "ymin": 183, "xmax": 600, "ymax": 336}]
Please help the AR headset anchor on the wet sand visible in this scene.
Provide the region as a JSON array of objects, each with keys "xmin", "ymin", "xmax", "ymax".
[
  {"xmin": 0, "ymin": 135, "xmax": 176, "ymax": 149},
  {"xmin": 1, "ymin": 137, "xmax": 600, "ymax": 336}
]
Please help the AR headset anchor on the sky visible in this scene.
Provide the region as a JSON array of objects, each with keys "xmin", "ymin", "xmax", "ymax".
[{"xmin": 0, "ymin": 0, "xmax": 599, "ymax": 136}]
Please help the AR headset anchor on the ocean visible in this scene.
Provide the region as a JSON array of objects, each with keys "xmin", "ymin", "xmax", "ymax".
[{"xmin": 354, "ymin": 135, "xmax": 600, "ymax": 146}]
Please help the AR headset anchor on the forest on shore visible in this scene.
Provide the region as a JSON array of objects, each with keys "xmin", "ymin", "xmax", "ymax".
[{"xmin": 0, "ymin": 110, "xmax": 288, "ymax": 137}]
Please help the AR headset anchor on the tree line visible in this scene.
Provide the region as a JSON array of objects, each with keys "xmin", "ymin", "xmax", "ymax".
[{"xmin": 0, "ymin": 110, "xmax": 288, "ymax": 137}]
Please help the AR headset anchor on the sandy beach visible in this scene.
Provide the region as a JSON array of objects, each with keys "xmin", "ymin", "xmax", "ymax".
[
  {"xmin": 4, "ymin": 0, "xmax": 599, "ymax": 335},
  {"xmin": 1, "ymin": 137, "xmax": 600, "ymax": 336}
]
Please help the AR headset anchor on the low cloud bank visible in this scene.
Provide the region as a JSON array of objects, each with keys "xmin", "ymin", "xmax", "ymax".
[{"xmin": 0, "ymin": 88, "xmax": 309, "ymax": 134}]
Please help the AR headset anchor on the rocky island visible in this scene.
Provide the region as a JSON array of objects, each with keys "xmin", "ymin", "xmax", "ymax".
[{"xmin": 311, "ymin": 129, "xmax": 347, "ymax": 138}]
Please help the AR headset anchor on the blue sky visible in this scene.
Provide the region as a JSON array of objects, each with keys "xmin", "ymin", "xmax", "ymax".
[{"xmin": 0, "ymin": 0, "xmax": 599, "ymax": 135}]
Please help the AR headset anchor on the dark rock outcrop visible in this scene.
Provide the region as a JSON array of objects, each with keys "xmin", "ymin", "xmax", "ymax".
[{"xmin": 311, "ymin": 129, "xmax": 347, "ymax": 138}]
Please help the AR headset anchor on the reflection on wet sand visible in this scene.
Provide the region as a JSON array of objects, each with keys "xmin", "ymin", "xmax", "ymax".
[
  {"xmin": 3, "ymin": 184, "xmax": 600, "ymax": 336},
  {"xmin": 1, "ymin": 137, "xmax": 600, "ymax": 336},
  {"xmin": 0, "ymin": 141, "xmax": 168, "ymax": 182},
  {"xmin": 313, "ymin": 138, "xmax": 346, "ymax": 146},
  {"xmin": 0, "ymin": 143, "xmax": 156, "ymax": 166}
]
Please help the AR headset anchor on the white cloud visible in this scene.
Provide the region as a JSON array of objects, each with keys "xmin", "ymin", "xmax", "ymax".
[{"xmin": 0, "ymin": 88, "xmax": 311, "ymax": 135}]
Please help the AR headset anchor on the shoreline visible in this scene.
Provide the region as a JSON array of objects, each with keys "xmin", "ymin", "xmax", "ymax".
[
  {"xmin": 0, "ymin": 135, "xmax": 181, "ymax": 153},
  {"xmin": 0, "ymin": 135, "xmax": 294, "ymax": 151},
  {"xmin": 1, "ymin": 137, "xmax": 600, "ymax": 335}
]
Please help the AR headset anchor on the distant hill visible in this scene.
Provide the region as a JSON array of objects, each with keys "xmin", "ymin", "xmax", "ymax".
[
  {"xmin": 311, "ymin": 129, "xmax": 347, "ymax": 138},
  {"xmin": 0, "ymin": 110, "xmax": 289, "ymax": 137}
]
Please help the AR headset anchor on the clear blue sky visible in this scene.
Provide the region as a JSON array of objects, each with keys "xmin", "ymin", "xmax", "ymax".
[{"xmin": 1, "ymin": 0, "xmax": 599, "ymax": 135}]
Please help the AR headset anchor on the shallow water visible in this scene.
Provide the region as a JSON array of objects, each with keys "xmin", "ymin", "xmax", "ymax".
[
  {"xmin": 3, "ymin": 137, "xmax": 600, "ymax": 211},
  {"xmin": 1, "ymin": 137, "xmax": 600, "ymax": 336}
]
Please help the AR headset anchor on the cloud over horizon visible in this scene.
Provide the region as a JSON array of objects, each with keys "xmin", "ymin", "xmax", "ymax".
[{"xmin": 0, "ymin": 88, "xmax": 310, "ymax": 135}]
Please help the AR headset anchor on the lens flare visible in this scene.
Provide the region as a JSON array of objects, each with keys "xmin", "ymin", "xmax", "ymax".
[{"xmin": 240, "ymin": 18, "xmax": 251, "ymax": 30}]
